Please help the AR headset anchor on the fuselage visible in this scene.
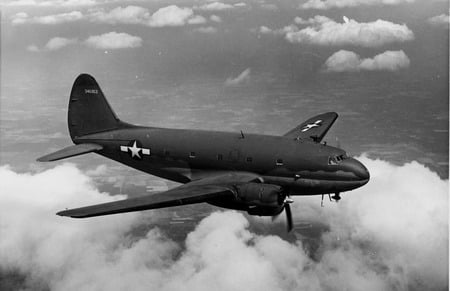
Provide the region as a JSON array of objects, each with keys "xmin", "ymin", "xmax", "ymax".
[{"xmin": 75, "ymin": 126, "xmax": 370, "ymax": 196}]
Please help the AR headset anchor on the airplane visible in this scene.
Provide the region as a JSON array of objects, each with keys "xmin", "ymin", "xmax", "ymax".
[{"xmin": 37, "ymin": 74, "xmax": 370, "ymax": 231}]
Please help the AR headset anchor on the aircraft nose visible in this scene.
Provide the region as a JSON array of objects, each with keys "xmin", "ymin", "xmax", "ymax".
[{"xmin": 344, "ymin": 157, "xmax": 370, "ymax": 181}]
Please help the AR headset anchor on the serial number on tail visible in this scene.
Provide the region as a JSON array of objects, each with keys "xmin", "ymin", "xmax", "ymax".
[{"xmin": 85, "ymin": 89, "xmax": 98, "ymax": 94}]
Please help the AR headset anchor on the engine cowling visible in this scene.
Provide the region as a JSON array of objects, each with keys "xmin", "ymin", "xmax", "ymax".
[{"xmin": 235, "ymin": 183, "xmax": 285, "ymax": 216}]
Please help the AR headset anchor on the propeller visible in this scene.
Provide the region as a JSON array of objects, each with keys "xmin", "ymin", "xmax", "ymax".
[
  {"xmin": 284, "ymin": 203, "xmax": 293, "ymax": 232},
  {"xmin": 335, "ymin": 136, "xmax": 341, "ymax": 149},
  {"xmin": 274, "ymin": 194, "xmax": 294, "ymax": 232}
]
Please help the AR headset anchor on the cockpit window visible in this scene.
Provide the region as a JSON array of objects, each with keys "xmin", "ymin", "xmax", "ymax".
[{"xmin": 328, "ymin": 154, "xmax": 348, "ymax": 165}]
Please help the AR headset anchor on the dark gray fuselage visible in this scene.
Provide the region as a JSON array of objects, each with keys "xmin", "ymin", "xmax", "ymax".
[{"xmin": 75, "ymin": 126, "xmax": 369, "ymax": 197}]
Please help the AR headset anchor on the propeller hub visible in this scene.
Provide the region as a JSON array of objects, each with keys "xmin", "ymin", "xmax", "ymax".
[{"xmin": 284, "ymin": 197, "xmax": 294, "ymax": 204}]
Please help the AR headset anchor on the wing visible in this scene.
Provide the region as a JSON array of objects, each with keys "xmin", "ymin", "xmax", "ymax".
[
  {"xmin": 283, "ymin": 112, "xmax": 338, "ymax": 142},
  {"xmin": 57, "ymin": 172, "xmax": 261, "ymax": 218}
]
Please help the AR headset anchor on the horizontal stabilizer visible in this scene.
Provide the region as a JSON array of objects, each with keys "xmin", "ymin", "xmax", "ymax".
[{"xmin": 37, "ymin": 143, "xmax": 102, "ymax": 162}]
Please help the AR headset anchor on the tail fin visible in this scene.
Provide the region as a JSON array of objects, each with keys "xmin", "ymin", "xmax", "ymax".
[{"xmin": 68, "ymin": 74, "xmax": 129, "ymax": 140}]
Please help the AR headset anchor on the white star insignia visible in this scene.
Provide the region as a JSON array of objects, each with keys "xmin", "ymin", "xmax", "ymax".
[
  {"xmin": 129, "ymin": 141, "xmax": 141, "ymax": 159},
  {"xmin": 120, "ymin": 140, "xmax": 151, "ymax": 160},
  {"xmin": 301, "ymin": 120, "xmax": 322, "ymax": 132}
]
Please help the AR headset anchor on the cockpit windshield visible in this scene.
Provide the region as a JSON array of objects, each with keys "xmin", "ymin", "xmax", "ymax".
[{"xmin": 328, "ymin": 153, "xmax": 348, "ymax": 165}]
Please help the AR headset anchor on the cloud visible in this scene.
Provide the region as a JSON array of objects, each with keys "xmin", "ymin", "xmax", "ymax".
[
  {"xmin": 85, "ymin": 32, "xmax": 142, "ymax": 49},
  {"xmin": 5, "ymin": 0, "xmax": 97, "ymax": 7},
  {"xmin": 225, "ymin": 68, "xmax": 251, "ymax": 86},
  {"xmin": 195, "ymin": 26, "xmax": 218, "ymax": 33},
  {"xmin": 28, "ymin": 33, "xmax": 142, "ymax": 52},
  {"xmin": 45, "ymin": 37, "xmax": 78, "ymax": 51},
  {"xmin": 26, "ymin": 44, "xmax": 40, "ymax": 52},
  {"xmin": 259, "ymin": 26, "xmax": 274, "ymax": 34},
  {"xmin": 301, "ymin": 0, "xmax": 415, "ymax": 9},
  {"xmin": 0, "ymin": 158, "xmax": 447, "ymax": 290},
  {"xmin": 26, "ymin": 37, "xmax": 77, "ymax": 52},
  {"xmin": 324, "ymin": 50, "xmax": 410, "ymax": 72},
  {"xmin": 427, "ymin": 13, "xmax": 449, "ymax": 27},
  {"xmin": 89, "ymin": 6, "xmax": 150, "ymax": 25},
  {"xmin": 13, "ymin": 5, "xmax": 207, "ymax": 28},
  {"xmin": 196, "ymin": 2, "xmax": 235, "ymax": 11},
  {"xmin": 90, "ymin": 5, "xmax": 207, "ymax": 27},
  {"xmin": 260, "ymin": 3, "xmax": 278, "ymax": 10},
  {"xmin": 210, "ymin": 14, "xmax": 222, "ymax": 23},
  {"xmin": 148, "ymin": 5, "xmax": 200, "ymax": 27},
  {"xmin": 187, "ymin": 15, "xmax": 207, "ymax": 25},
  {"xmin": 11, "ymin": 11, "xmax": 83, "ymax": 25},
  {"xmin": 263, "ymin": 16, "xmax": 414, "ymax": 47}
]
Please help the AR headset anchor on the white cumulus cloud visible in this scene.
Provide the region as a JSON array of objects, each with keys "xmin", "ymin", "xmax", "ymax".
[
  {"xmin": 90, "ymin": 5, "xmax": 150, "ymax": 25},
  {"xmin": 85, "ymin": 32, "xmax": 142, "ymax": 49},
  {"xmin": 225, "ymin": 68, "xmax": 251, "ymax": 86},
  {"xmin": 324, "ymin": 50, "xmax": 410, "ymax": 72},
  {"xmin": 26, "ymin": 37, "xmax": 77, "ymax": 52},
  {"xmin": 26, "ymin": 44, "xmax": 40, "ymax": 52},
  {"xmin": 0, "ymin": 158, "xmax": 447, "ymax": 291},
  {"xmin": 210, "ymin": 14, "xmax": 222, "ymax": 23},
  {"xmin": 427, "ymin": 13, "xmax": 450, "ymax": 27},
  {"xmin": 11, "ymin": 10, "xmax": 83, "ymax": 25},
  {"xmin": 5, "ymin": 0, "xmax": 97, "ymax": 7},
  {"xmin": 301, "ymin": 0, "xmax": 415, "ymax": 9},
  {"xmin": 284, "ymin": 16, "xmax": 414, "ymax": 47},
  {"xmin": 13, "ymin": 5, "xmax": 208, "ymax": 28},
  {"xmin": 148, "ymin": 5, "xmax": 197, "ymax": 27},
  {"xmin": 325, "ymin": 50, "xmax": 410, "ymax": 72},
  {"xmin": 90, "ymin": 5, "xmax": 207, "ymax": 27},
  {"xmin": 45, "ymin": 37, "xmax": 77, "ymax": 51},
  {"xmin": 196, "ymin": 2, "xmax": 235, "ymax": 11},
  {"xmin": 195, "ymin": 26, "xmax": 218, "ymax": 33}
]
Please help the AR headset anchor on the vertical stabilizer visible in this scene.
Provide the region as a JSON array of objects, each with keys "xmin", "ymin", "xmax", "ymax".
[{"xmin": 68, "ymin": 74, "xmax": 127, "ymax": 140}]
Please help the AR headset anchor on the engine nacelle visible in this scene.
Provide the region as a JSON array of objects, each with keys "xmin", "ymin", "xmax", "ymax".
[
  {"xmin": 235, "ymin": 183, "xmax": 282, "ymax": 208},
  {"xmin": 247, "ymin": 205, "xmax": 284, "ymax": 216}
]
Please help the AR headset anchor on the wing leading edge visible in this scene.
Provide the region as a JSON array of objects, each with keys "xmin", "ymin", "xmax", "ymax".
[
  {"xmin": 57, "ymin": 185, "xmax": 233, "ymax": 218},
  {"xmin": 57, "ymin": 172, "xmax": 261, "ymax": 218},
  {"xmin": 283, "ymin": 112, "xmax": 338, "ymax": 142}
]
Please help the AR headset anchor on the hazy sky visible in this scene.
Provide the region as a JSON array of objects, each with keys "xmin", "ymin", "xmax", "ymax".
[{"xmin": 0, "ymin": 0, "xmax": 448, "ymax": 290}]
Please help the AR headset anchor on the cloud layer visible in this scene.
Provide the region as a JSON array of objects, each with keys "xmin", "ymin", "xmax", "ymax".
[
  {"xmin": 11, "ymin": 11, "xmax": 83, "ymax": 25},
  {"xmin": 11, "ymin": 5, "xmax": 208, "ymax": 27},
  {"xmin": 324, "ymin": 50, "xmax": 411, "ymax": 72},
  {"xmin": 28, "ymin": 32, "xmax": 142, "ymax": 51},
  {"xmin": 0, "ymin": 158, "xmax": 447, "ymax": 290},
  {"xmin": 301, "ymin": 0, "xmax": 415, "ymax": 10}
]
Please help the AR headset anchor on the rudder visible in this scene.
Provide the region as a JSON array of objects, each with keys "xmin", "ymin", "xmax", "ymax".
[{"xmin": 68, "ymin": 74, "xmax": 125, "ymax": 140}]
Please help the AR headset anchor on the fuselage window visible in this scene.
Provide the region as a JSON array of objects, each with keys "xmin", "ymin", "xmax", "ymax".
[
  {"xmin": 189, "ymin": 152, "xmax": 196, "ymax": 158},
  {"xmin": 217, "ymin": 154, "xmax": 223, "ymax": 161},
  {"xmin": 276, "ymin": 159, "xmax": 283, "ymax": 166},
  {"xmin": 246, "ymin": 157, "xmax": 253, "ymax": 163},
  {"xmin": 329, "ymin": 154, "xmax": 347, "ymax": 165},
  {"xmin": 328, "ymin": 156, "xmax": 338, "ymax": 165}
]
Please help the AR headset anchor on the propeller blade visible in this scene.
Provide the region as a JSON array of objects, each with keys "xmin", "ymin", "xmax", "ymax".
[
  {"xmin": 336, "ymin": 136, "xmax": 341, "ymax": 148},
  {"xmin": 285, "ymin": 204, "xmax": 293, "ymax": 232},
  {"xmin": 271, "ymin": 213, "xmax": 279, "ymax": 222}
]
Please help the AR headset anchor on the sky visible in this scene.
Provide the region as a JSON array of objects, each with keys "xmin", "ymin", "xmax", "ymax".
[{"xmin": 0, "ymin": 0, "xmax": 448, "ymax": 290}]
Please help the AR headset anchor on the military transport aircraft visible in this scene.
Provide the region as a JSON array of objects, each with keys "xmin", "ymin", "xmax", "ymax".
[{"xmin": 37, "ymin": 74, "xmax": 370, "ymax": 231}]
